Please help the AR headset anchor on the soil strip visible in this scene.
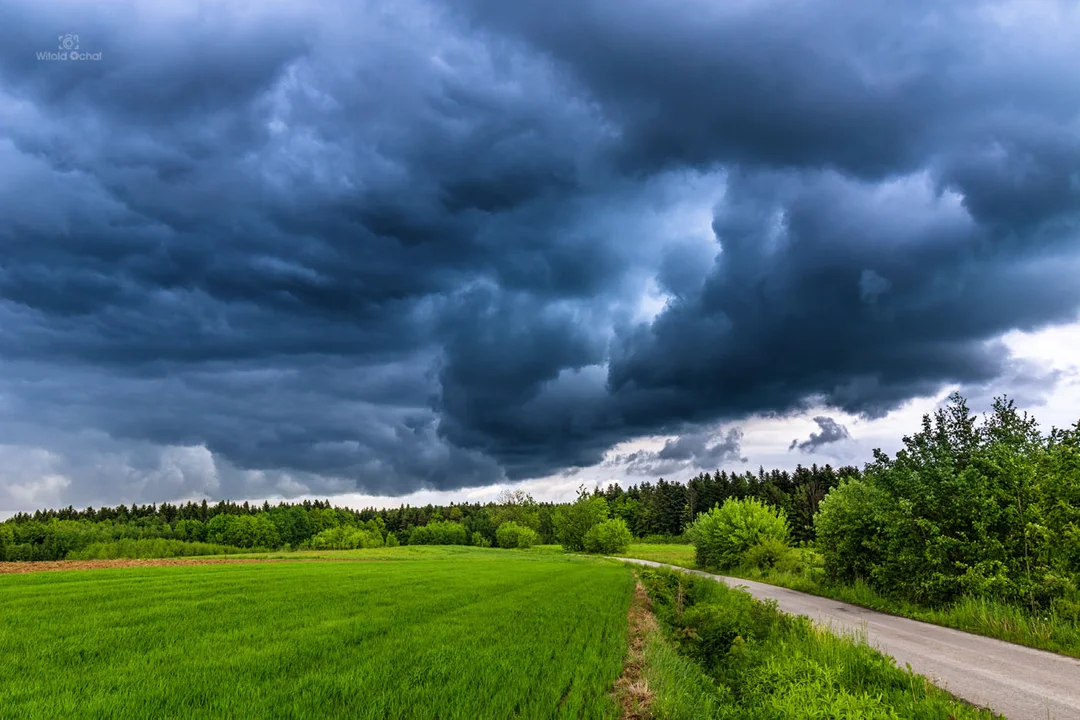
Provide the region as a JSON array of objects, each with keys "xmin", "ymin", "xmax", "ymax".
[{"xmin": 614, "ymin": 580, "xmax": 659, "ymax": 719}]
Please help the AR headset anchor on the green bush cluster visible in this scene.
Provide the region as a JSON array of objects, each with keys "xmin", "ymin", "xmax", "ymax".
[
  {"xmin": 306, "ymin": 526, "xmax": 384, "ymax": 550},
  {"xmin": 553, "ymin": 488, "xmax": 610, "ymax": 552},
  {"xmin": 583, "ymin": 518, "xmax": 633, "ymax": 554},
  {"xmin": 407, "ymin": 520, "xmax": 468, "ymax": 546},
  {"xmin": 207, "ymin": 513, "xmax": 281, "ymax": 549},
  {"xmin": 495, "ymin": 521, "xmax": 540, "ymax": 549},
  {"xmin": 740, "ymin": 536, "xmax": 791, "ymax": 572},
  {"xmin": 816, "ymin": 395, "xmax": 1080, "ymax": 609},
  {"xmin": 686, "ymin": 497, "xmax": 790, "ymax": 571}
]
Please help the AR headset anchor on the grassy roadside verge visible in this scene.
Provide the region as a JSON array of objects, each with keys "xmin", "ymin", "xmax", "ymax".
[
  {"xmin": 616, "ymin": 544, "xmax": 1080, "ymax": 659},
  {"xmin": 614, "ymin": 579, "xmax": 726, "ymax": 719},
  {"xmin": 628, "ymin": 566, "xmax": 1002, "ymax": 720},
  {"xmin": 732, "ymin": 562, "xmax": 1080, "ymax": 660}
]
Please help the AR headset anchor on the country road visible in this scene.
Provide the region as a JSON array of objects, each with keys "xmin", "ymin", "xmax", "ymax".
[{"xmin": 615, "ymin": 558, "xmax": 1080, "ymax": 720}]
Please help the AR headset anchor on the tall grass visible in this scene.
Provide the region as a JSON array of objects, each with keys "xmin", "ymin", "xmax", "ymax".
[
  {"xmin": 0, "ymin": 550, "xmax": 633, "ymax": 719},
  {"xmin": 618, "ymin": 544, "xmax": 1080, "ymax": 658},
  {"xmin": 637, "ymin": 567, "xmax": 1002, "ymax": 719},
  {"xmin": 729, "ymin": 550, "xmax": 1080, "ymax": 659},
  {"xmin": 638, "ymin": 623, "xmax": 725, "ymax": 719}
]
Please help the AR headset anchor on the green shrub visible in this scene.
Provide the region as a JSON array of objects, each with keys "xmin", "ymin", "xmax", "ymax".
[
  {"xmin": 385, "ymin": 532, "xmax": 400, "ymax": 547},
  {"xmin": 813, "ymin": 479, "xmax": 889, "ymax": 585},
  {"xmin": 583, "ymin": 518, "xmax": 633, "ymax": 554},
  {"xmin": 687, "ymin": 497, "xmax": 790, "ymax": 571},
  {"xmin": 307, "ymin": 526, "xmax": 383, "ymax": 550},
  {"xmin": 0, "ymin": 524, "xmax": 12, "ymax": 561},
  {"xmin": 741, "ymin": 536, "xmax": 791, "ymax": 572},
  {"xmin": 495, "ymin": 521, "xmax": 539, "ymax": 549},
  {"xmin": 470, "ymin": 531, "xmax": 492, "ymax": 548},
  {"xmin": 553, "ymin": 487, "xmax": 609, "ymax": 552},
  {"xmin": 407, "ymin": 521, "xmax": 468, "ymax": 546}
]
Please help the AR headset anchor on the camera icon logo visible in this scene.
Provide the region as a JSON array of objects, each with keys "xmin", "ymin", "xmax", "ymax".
[{"xmin": 58, "ymin": 34, "xmax": 79, "ymax": 51}]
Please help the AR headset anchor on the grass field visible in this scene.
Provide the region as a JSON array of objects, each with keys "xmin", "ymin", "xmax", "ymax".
[
  {"xmin": 0, "ymin": 549, "xmax": 633, "ymax": 719},
  {"xmin": 615, "ymin": 543, "xmax": 696, "ymax": 569}
]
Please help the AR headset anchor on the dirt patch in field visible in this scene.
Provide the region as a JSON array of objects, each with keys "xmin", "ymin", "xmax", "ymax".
[
  {"xmin": 0, "ymin": 557, "xmax": 379, "ymax": 575},
  {"xmin": 614, "ymin": 580, "xmax": 660, "ymax": 719}
]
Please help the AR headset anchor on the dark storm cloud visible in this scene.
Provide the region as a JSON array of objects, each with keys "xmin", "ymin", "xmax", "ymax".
[
  {"xmin": 789, "ymin": 417, "xmax": 852, "ymax": 454},
  {"xmin": 456, "ymin": 0, "xmax": 1080, "ymax": 179},
  {"xmin": 2, "ymin": 0, "xmax": 1080, "ymax": 508}
]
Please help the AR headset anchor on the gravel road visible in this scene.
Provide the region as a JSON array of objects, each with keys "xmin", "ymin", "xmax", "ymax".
[{"xmin": 616, "ymin": 558, "xmax": 1080, "ymax": 720}]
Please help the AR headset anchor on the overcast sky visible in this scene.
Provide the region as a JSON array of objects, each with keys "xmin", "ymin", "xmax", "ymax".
[{"xmin": 1, "ymin": 0, "xmax": 1079, "ymax": 516}]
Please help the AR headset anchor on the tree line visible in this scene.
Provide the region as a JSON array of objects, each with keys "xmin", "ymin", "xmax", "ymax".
[
  {"xmin": 0, "ymin": 464, "xmax": 855, "ymax": 561},
  {"xmin": 682, "ymin": 395, "xmax": 1080, "ymax": 619}
]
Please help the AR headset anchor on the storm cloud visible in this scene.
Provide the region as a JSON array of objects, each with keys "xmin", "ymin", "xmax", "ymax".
[
  {"xmin": 1, "ymin": 0, "xmax": 1079, "ymax": 508},
  {"xmin": 789, "ymin": 417, "xmax": 852, "ymax": 454},
  {"xmin": 611, "ymin": 426, "xmax": 748, "ymax": 477}
]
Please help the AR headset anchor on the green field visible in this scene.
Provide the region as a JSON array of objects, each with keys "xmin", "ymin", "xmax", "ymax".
[
  {"xmin": 0, "ymin": 549, "xmax": 633, "ymax": 719},
  {"xmin": 615, "ymin": 543, "xmax": 696, "ymax": 569}
]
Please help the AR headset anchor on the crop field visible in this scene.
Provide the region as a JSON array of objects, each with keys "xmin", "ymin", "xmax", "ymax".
[{"xmin": 0, "ymin": 549, "xmax": 634, "ymax": 719}]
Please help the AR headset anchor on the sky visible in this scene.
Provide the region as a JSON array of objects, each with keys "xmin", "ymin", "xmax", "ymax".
[{"xmin": 1, "ymin": 0, "xmax": 1079, "ymax": 516}]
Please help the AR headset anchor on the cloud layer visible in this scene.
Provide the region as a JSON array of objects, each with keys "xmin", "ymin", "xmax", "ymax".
[{"xmin": 1, "ymin": 0, "xmax": 1079, "ymax": 507}]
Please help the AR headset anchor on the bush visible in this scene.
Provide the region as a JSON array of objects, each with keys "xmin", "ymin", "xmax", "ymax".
[
  {"xmin": 742, "ymin": 537, "xmax": 791, "ymax": 572},
  {"xmin": 0, "ymin": 524, "xmax": 12, "ymax": 561},
  {"xmin": 385, "ymin": 532, "xmax": 400, "ymax": 548},
  {"xmin": 554, "ymin": 487, "xmax": 609, "ymax": 552},
  {"xmin": 495, "ymin": 522, "xmax": 539, "ymax": 549},
  {"xmin": 814, "ymin": 479, "xmax": 889, "ymax": 585},
  {"xmin": 583, "ymin": 518, "xmax": 633, "ymax": 554},
  {"xmin": 407, "ymin": 521, "xmax": 468, "ymax": 546},
  {"xmin": 307, "ymin": 526, "xmax": 384, "ymax": 550},
  {"xmin": 687, "ymin": 497, "xmax": 790, "ymax": 571}
]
